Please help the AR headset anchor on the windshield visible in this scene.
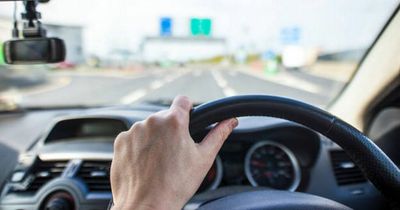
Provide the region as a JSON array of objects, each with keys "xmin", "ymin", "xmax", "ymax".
[{"xmin": 0, "ymin": 0, "xmax": 398, "ymax": 110}]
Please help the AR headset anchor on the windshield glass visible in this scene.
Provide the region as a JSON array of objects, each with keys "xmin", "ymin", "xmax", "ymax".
[{"xmin": 0, "ymin": 0, "xmax": 398, "ymax": 110}]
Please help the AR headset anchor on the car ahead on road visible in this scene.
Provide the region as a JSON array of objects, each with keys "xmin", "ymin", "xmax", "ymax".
[{"xmin": 0, "ymin": 1, "xmax": 400, "ymax": 210}]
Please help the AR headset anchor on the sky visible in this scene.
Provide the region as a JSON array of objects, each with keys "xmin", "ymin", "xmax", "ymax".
[{"xmin": 0, "ymin": 0, "xmax": 398, "ymax": 58}]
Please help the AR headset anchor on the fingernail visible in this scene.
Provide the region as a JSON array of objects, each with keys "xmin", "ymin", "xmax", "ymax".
[{"xmin": 230, "ymin": 118, "xmax": 238, "ymax": 129}]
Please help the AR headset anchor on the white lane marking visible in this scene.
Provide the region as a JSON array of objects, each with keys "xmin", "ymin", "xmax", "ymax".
[
  {"xmin": 121, "ymin": 89, "xmax": 147, "ymax": 104},
  {"xmin": 211, "ymin": 70, "xmax": 237, "ymax": 97},
  {"xmin": 237, "ymin": 69, "xmax": 321, "ymax": 94},
  {"xmin": 150, "ymin": 80, "xmax": 164, "ymax": 90},
  {"xmin": 211, "ymin": 70, "xmax": 227, "ymax": 87},
  {"xmin": 120, "ymin": 70, "xmax": 189, "ymax": 104}
]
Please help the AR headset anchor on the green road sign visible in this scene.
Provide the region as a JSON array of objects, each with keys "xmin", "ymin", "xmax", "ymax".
[
  {"xmin": 0, "ymin": 43, "xmax": 4, "ymax": 65},
  {"xmin": 190, "ymin": 18, "xmax": 212, "ymax": 36}
]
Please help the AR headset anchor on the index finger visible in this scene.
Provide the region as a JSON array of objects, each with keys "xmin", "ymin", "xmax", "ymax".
[{"xmin": 170, "ymin": 95, "xmax": 193, "ymax": 113}]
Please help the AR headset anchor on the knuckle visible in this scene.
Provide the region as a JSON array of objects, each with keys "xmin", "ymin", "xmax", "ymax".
[
  {"xmin": 116, "ymin": 131, "xmax": 129, "ymax": 140},
  {"xmin": 167, "ymin": 110, "xmax": 182, "ymax": 126},
  {"xmin": 214, "ymin": 129, "xmax": 226, "ymax": 140},
  {"xmin": 178, "ymin": 95, "xmax": 189, "ymax": 101},
  {"xmin": 219, "ymin": 124, "xmax": 231, "ymax": 138},
  {"xmin": 146, "ymin": 114, "xmax": 162, "ymax": 126},
  {"xmin": 179, "ymin": 95, "xmax": 191, "ymax": 105},
  {"xmin": 114, "ymin": 131, "xmax": 129, "ymax": 148},
  {"xmin": 130, "ymin": 121, "xmax": 144, "ymax": 131},
  {"xmin": 224, "ymin": 126, "xmax": 232, "ymax": 136}
]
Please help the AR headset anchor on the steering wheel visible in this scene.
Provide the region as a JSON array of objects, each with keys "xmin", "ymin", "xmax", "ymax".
[{"xmin": 188, "ymin": 95, "xmax": 400, "ymax": 210}]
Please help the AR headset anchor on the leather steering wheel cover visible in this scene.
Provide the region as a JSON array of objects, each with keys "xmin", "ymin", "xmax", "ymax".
[
  {"xmin": 199, "ymin": 190, "xmax": 352, "ymax": 210},
  {"xmin": 189, "ymin": 95, "xmax": 400, "ymax": 200}
]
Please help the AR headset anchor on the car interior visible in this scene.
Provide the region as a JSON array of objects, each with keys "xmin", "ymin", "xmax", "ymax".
[{"xmin": 0, "ymin": 0, "xmax": 400, "ymax": 210}]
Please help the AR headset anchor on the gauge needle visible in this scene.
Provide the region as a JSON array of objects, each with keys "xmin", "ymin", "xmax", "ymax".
[
  {"xmin": 251, "ymin": 160, "xmax": 267, "ymax": 167},
  {"xmin": 263, "ymin": 171, "xmax": 273, "ymax": 178}
]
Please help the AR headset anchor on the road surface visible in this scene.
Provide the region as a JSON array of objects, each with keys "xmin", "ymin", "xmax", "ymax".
[{"xmin": 14, "ymin": 67, "xmax": 344, "ymax": 108}]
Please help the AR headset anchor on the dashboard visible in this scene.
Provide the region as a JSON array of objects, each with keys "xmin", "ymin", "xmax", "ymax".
[{"xmin": 0, "ymin": 105, "xmax": 387, "ymax": 210}]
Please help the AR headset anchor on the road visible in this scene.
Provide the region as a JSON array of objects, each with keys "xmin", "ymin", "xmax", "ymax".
[{"xmin": 16, "ymin": 67, "xmax": 344, "ymax": 108}]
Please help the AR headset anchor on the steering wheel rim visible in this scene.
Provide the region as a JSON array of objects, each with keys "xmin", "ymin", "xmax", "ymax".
[{"xmin": 189, "ymin": 95, "xmax": 400, "ymax": 204}]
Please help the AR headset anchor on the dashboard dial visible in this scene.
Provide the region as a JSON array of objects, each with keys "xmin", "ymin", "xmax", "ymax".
[
  {"xmin": 245, "ymin": 141, "xmax": 300, "ymax": 191},
  {"xmin": 197, "ymin": 156, "xmax": 223, "ymax": 193}
]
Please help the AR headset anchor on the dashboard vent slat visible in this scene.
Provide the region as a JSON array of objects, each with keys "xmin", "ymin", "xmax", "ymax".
[
  {"xmin": 330, "ymin": 150, "xmax": 367, "ymax": 186},
  {"xmin": 77, "ymin": 161, "xmax": 111, "ymax": 192},
  {"xmin": 11, "ymin": 160, "xmax": 68, "ymax": 193}
]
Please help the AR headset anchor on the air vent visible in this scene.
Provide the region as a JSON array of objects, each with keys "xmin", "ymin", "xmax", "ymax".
[
  {"xmin": 330, "ymin": 150, "xmax": 367, "ymax": 185},
  {"xmin": 12, "ymin": 160, "xmax": 68, "ymax": 193},
  {"xmin": 77, "ymin": 161, "xmax": 111, "ymax": 192}
]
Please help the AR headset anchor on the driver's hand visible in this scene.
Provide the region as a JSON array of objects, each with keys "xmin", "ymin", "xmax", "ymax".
[{"xmin": 110, "ymin": 96, "xmax": 238, "ymax": 210}]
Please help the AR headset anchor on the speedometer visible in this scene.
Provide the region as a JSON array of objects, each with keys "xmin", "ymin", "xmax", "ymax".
[{"xmin": 245, "ymin": 141, "xmax": 301, "ymax": 191}]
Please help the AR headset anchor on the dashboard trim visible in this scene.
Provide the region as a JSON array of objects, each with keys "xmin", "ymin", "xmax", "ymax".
[
  {"xmin": 207, "ymin": 156, "xmax": 223, "ymax": 191},
  {"xmin": 39, "ymin": 152, "xmax": 113, "ymax": 161},
  {"xmin": 35, "ymin": 115, "xmax": 131, "ymax": 149}
]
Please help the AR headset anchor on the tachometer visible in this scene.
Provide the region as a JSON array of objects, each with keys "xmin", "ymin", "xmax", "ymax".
[
  {"xmin": 197, "ymin": 156, "xmax": 223, "ymax": 193},
  {"xmin": 245, "ymin": 141, "xmax": 300, "ymax": 191}
]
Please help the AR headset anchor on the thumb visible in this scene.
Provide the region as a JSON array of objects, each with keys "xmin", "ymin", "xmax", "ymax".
[{"xmin": 198, "ymin": 118, "xmax": 238, "ymax": 158}]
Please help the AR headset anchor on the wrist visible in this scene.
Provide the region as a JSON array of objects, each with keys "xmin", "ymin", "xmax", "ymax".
[
  {"xmin": 112, "ymin": 203, "xmax": 156, "ymax": 210},
  {"xmin": 113, "ymin": 200, "xmax": 183, "ymax": 210},
  {"xmin": 113, "ymin": 191, "xmax": 187, "ymax": 210}
]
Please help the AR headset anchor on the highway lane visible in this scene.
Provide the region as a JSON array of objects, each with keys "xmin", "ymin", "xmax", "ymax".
[
  {"xmin": 217, "ymin": 69, "xmax": 331, "ymax": 106},
  {"xmin": 18, "ymin": 67, "xmax": 343, "ymax": 108},
  {"xmin": 135, "ymin": 68, "xmax": 342, "ymax": 107},
  {"xmin": 20, "ymin": 69, "xmax": 174, "ymax": 107},
  {"xmin": 138, "ymin": 69, "xmax": 226, "ymax": 103}
]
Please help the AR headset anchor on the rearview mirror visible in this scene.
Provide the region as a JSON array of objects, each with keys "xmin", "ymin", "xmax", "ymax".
[{"xmin": 2, "ymin": 37, "xmax": 66, "ymax": 65}]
